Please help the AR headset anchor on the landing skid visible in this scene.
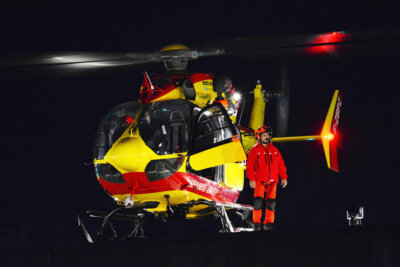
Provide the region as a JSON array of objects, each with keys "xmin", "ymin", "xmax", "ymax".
[
  {"xmin": 196, "ymin": 200, "xmax": 254, "ymax": 233},
  {"xmin": 77, "ymin": 200, "xmax": 254, "ymax": 243},
  {"xmin": 77, "ymin": 206, "xmax": 151, "ymax": 243}
]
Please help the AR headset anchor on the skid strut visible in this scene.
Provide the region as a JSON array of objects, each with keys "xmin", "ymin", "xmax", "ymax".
[
  {"xmin": 77, "ymin": 200, "xmax": 253, "ymax": 242},
  {"xmin": 194, "ymin": 199, "xmax": 254, "ymax": 233},
  {"xmin": 78, "ymin": 206, "xmax": 151, "ymax": 242}
]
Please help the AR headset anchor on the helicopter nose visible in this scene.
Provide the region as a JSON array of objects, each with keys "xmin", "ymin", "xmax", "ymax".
[{"xmin": 107, "ymin": 135, "xmax": 152, "ymax": 173}]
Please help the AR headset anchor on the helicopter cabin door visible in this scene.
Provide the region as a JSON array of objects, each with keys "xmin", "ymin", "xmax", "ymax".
[{"xmin": 188, "ymin": 103, "xmax": 246, "ymax": 171}]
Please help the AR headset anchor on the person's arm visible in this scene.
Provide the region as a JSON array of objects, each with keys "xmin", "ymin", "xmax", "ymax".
[
  {"xmin": 246, "ymin": 149, "xmax": 257, "ymax": 188},
  {"xmin": 281, "ymin": 178, "xmax": 288, "ymax": 188},
  {"xmin": 277, "ymin": 149, "xmax": 288, "ymax": 188}
]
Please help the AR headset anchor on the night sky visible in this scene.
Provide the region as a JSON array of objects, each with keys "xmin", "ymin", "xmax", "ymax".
[{"xmin": 1, "ymin": 1, "xmax": 400, "ymax": 248}]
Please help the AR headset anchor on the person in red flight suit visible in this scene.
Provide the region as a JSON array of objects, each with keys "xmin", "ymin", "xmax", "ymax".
[{"xmin": 246, "ymin": 125, "xmax": 288, "ymax": 231}]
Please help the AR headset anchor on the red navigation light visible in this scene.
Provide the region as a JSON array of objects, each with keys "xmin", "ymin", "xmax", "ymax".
[
  {"xmin": 306, "ymin": 31, "xmax": 347, "ymax": 54},
  {"xmin": 125, "ymin": 116, "xmax": 134, "ymax": 124},
  {"xmin": 323, "ymin": 133, "xmax": 334, "ymax": 141}
]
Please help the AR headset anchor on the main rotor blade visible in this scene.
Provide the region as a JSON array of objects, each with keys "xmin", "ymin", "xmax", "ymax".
[
  {"xmin": 2, "ymin": 30, "xmax": 399, "ymax": 72},
  {"xmin": 0, "ymin": 47, "xmax": 225, "ymax": 70},
  {"xmin": 193, "ymin": 30, "xmax": 400, "ymax": 58},
  {"xmin": 0, "ymin": 52, "xmax": 152, "ymax": 68}
]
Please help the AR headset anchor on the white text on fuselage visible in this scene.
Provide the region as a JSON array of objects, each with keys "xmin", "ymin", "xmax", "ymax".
[
  {"xmin": 332, "ymin": 95, "xmax": 342, "ymax": 135},
  {"xmin": 187, "ymin": 179, "xmax": 219, "ymax": 196}
]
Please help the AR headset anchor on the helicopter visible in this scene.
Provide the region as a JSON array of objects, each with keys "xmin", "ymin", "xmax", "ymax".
[
  {"xmin": 8, "ymin": 30, "xmax": 391, "ymax": 241},
  {"xmin": 68, "ymin": 43, "xmax": 344, "ymax": 242}
]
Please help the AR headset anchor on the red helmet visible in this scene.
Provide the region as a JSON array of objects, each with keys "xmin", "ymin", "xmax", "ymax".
[{"xmin": 255, "ymin": 125, "xmax": 272, "ymax": 140}]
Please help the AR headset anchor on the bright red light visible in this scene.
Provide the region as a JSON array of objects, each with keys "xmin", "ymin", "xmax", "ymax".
[
  {"xmin": 125, "ymin": 116, "xmax": 134, "ymax": 124},
  {"xmin": 323, "ymin": 133, "xmax": 334, "ymax": 141},
  {"xmin": 306, "ymin": 31, "xmax": 346, "ymax": 54}
]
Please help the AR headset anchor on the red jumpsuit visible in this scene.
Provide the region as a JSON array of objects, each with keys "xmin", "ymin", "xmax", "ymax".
[{"xmin": 246, "ymin": 142, "xmax": 287, "ymax": 225}]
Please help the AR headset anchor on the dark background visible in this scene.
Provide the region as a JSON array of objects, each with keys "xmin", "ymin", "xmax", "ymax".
[{"xmin": 1, "ymin": 1, "xmax": 400, "ymax": 248}]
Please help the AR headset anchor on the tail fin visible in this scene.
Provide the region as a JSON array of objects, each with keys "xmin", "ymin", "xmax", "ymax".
[
  {"xmin": 271, "ymin": 90, "xmax": 343, "ymax": 172},
  {"xmin": 320, "ymin": 90, "xmax": 343, "ymax": 172}
]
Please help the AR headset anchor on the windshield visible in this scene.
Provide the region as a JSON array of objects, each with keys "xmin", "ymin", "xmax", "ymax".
[
  {"xmin": 138, "ymin": 100, "xmax": 194, "ymax": 155},
  {"xmin": 93, "ymin": 101, "xmax": 143, "ymax": 160}
]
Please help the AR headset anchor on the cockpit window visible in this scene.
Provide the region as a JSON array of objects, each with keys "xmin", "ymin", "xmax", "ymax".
[
  {"xmin": 93, "ymin": 101, "xmax": 143, "ymax": 160},
  {"xmin": 191, "ymin": 103, "xmax": 239, "ymax": 154},
  {"xmin": 138, "ymin": 100, "xmax": 194, "ymax": 155}
]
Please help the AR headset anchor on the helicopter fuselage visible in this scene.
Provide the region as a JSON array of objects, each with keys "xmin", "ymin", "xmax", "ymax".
[{"xmin": 93, "ymin": 72, "xmax": 248, "ymax": 217}]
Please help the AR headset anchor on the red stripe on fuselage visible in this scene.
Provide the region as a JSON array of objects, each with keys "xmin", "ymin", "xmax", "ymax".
[
  {"xmin": 190, "ymin": 73, "xmax": 214, "ymax": 84},
  {"xmin": 328, "ymin": 92, "xmax": 342, "ymax": 172},
  {"xmin": 98, "ymin": 172, "xmax": 240, "ymax": 203}
]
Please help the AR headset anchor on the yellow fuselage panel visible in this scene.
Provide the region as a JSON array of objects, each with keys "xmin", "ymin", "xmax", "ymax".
[
  {"xmin": 223, "ymin": 162, "xmax": 245, "ymax": 190},
  {"xmin": 193, "ymin": 79, "xmax": 217, "ymax": 107},
  {"xmin": 97, "ymin": 128, "xmax": 187, "ymax": 174},
  {"xmin": 151, "ymin": 87, "xmax": 186, "ymax": 102},
  {"xmin": 149, "ymin": 84, "xmax": 217, "ymax": 109},
  {"xmin": 106, "ymin": 134, "xmax": 154, "ymax": 173},
  {"xmin": 189, "ymin": 141, "xmax": 247, "ymax": 171},
  {"xmin": 241, "ymin": 132, "xmax": 257, "ymax": 154},
  {"xmin": 249, "ymin": 83, "xmax": 266, "ymax": 132}
]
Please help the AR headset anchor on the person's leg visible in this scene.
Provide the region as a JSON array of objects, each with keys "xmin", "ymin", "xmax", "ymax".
[
  {"xmin": 263, "ymin": 182, "xmax": 277, "ymax": 227},
  {"xmin": 253, "ymin": 183, "xmax": 265, "ymax": 229}
]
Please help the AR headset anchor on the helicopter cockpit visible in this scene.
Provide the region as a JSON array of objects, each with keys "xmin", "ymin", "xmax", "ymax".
[
  {"xmin": 93, "ymin": 95, "xmax": 244, "ymax": 185},
  {"xmin": 93, "ymin": 101, "xmax": 143, "ymax": 160},
  {"xmin": 138, "ymin": 99, "xmax": 194, "ymax": 155}
]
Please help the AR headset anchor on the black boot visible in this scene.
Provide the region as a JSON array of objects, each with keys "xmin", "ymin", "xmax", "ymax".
[
  {"xmin": 263, "ymin": 223, "xmax": 273, "ymax": 231},
  {"xmin": 254, "ymin": 223, "xmax": 261, "ymax": 231}
]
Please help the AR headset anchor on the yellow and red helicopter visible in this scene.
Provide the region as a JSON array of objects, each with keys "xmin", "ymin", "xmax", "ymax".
[
  {"xmin": 73, "ymin": 43, "xmax": 343, "ymax": 242},
  {"xmin": 3, "ymin": 31, "xmax": 367, "ymax": 241},
  {"xmin": 2, "ymin": 29, "xmax": 399, "ymax": 242}
]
